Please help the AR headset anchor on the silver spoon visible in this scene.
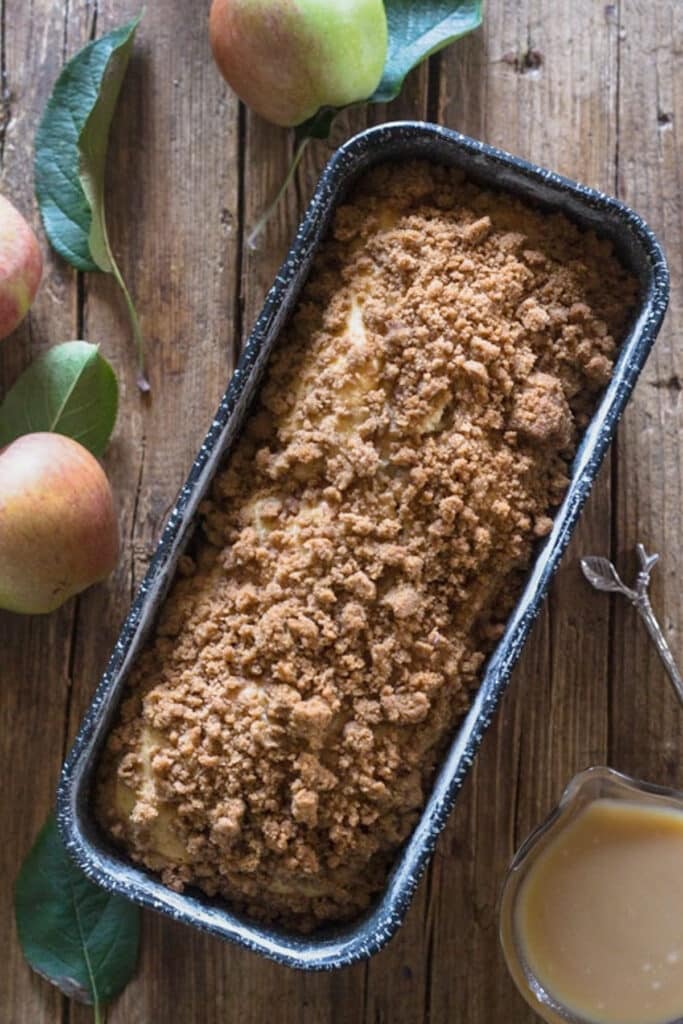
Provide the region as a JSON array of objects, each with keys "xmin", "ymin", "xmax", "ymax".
[{"xmin": 580, "ymin": 543, "xmax": 683, "ymax": 706}]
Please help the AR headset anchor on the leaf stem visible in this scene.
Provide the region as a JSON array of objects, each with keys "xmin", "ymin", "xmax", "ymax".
[
  {"xmin": 247, "ymin": 136, "xmax": 310, "ymax": 250},
  {"xmin": 109, "ymin": 256, "xmax": 149, "ymax": 393},
  {"xmin": 94, "ymin": 1002, "xmax": 105, "ymax": 1024}
]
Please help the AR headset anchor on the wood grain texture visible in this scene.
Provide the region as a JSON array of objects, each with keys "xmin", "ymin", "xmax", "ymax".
[
  {"xmin": 610, "ymin": 0, "xmax": 683, "ymax": 780},
  {"xmin": 1, "ymin": 2, "xmax": 681, "ymax": 1022},
  {"xmin": 1, "ymin": 4, "xmax": 92, "ymax": 1023}
]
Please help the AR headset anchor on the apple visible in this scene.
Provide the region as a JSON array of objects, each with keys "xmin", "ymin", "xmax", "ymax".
[
  {"xmin": 0, "ymin": 433, "xmax": 119, "ymax": 614},
  {"xmin": 0, "ymin": 195, "xmax": 43, "ymax": 341},
  {"xmin": 209, "ymin": 0, "xmax": 388, "ymax": 127}
]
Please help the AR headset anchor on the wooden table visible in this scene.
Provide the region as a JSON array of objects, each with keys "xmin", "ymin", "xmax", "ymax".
[{"xmin": 3, "ymin": 2, "xmax": 682, "ymax": 1021}]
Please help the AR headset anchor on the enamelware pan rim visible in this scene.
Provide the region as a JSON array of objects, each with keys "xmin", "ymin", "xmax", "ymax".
[{"xmin": 57, "ymin": 121, "xmax": 669, "ymax": 970}]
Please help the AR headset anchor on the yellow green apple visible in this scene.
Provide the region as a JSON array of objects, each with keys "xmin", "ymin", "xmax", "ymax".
[
  {"xmin": 0, "ymin": 433, "xmax": 119, "ymax": 614},
  {"xmin": 0, "ymin": 195, "xmax": 42, "ymax": 341},
  {"xmin": 209, "ymin": 0, "xmax": 388, "ymax": 127}
]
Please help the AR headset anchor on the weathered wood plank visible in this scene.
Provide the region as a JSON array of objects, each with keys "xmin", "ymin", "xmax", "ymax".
[
  {"xmin": 59, "ymin": 2, "xmax": 241, "ymax": 1023},
  {"xmin": 200, "ymin": 103, "xmax": 371, "ymax": 1024},
  {"xmin": 427, "ymin": 4, "xmax": 621, "ymax": 1020},
  {"xmin": 1, "ymin": 2, "xmax": 92, "ymax": 1021},
  {"xmin": 159, "ymin": 61, "xmax": 437, "ymax": 1024},
  {"xmin": 610, "ymin": 1, "xmax": 683, "ymax": 780}
]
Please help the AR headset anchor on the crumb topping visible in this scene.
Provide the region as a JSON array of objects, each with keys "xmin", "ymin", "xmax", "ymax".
[{"xmin": 97, "ymin": 160, "xmax": 637, "ymax": 930}]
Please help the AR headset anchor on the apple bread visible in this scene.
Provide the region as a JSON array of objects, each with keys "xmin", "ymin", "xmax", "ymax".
[{"xmin": 96, "ymin": 160, "xmax": 637, "ymax": 930}]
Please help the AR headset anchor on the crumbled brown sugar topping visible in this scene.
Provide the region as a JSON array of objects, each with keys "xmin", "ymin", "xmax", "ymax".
[{"xmin": 97, "ymin": 160, "xmax": 637, "ymax": 930}]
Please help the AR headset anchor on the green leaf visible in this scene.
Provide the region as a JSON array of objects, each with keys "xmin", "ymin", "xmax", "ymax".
[
  {"xmin": 0, "ymin": 341, "xmax": 118, "ymax": 456},
  {"xmin": 14, "ymin": 815, "xmax": 140, "ymax": 1011},
  {"xmin": 34, "ymin": 16, "xmax": 148, "ymax": 390},
  {"xmin": 294, "ymin": 2, "xmax": 483, "ymax": 145},
  {"xmin": 371, "ymin": 0, "xmax": 483, "ymax": 103},
  {"xmin": 34, "ymin": 16, "xmax": 140, "ymax": 272}
]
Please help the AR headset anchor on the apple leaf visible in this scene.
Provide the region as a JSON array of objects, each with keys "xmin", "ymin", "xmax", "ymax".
[
  {"xmin": 34, "ymin": 16, "xmax": 139, "ymax": 270},
  {"xmin": 34, "ymin": 16, "xmax": 148, "ymax": 391},
  {"xmin": 371, "ymin": 0, "xmax": 483, "ymax": 103},
  {"xmin": 14, "ymin": 815, "xmax": 140, "ymax": 1014},
  {"xmin": 0, "ymin": 341, "xmax": 118, "ymax": 457}
]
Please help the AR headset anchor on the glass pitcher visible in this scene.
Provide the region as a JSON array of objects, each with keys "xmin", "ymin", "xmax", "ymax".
[{"xmin": 499, "ymin": 766, "xmax": 683, "ymax": 1024}]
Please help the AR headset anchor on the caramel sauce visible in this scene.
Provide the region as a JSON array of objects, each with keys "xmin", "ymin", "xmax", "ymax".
[{"xmin": 516, "ymin": 798, "xmax": 683, "ymax": 1024}]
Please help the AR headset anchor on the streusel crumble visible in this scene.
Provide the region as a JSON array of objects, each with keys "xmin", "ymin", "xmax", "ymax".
[{"xmin": 97, "ymin": 161, "xmax": 637, "ymax": 930}]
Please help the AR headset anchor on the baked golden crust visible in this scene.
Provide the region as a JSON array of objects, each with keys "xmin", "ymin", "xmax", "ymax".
[{"xmin": 96, "ymin": 161, "xmax": 637, "ymax": 930}]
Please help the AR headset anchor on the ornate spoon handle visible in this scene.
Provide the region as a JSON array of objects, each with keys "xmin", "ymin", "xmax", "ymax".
[
  {"xmin": 633, "ymin": 592, "xmax": 683, "ymax": 705},
  {"xmin": 580, "ymin": 543, "xmax": 683, "ymax": 707}
]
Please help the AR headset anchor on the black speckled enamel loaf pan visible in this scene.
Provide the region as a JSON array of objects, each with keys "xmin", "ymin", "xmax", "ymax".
[{"xmin": 58, "ymin": 122, "xmax": 669, "ymax": 970}]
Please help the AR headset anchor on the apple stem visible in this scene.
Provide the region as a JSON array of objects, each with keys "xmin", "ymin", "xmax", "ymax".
[
  {"xmin": 109, "ymin": 258, "xmax": 149, "ymax": 393},
  {"xmin": 247, "ymin": 136, "xmax": 310, "ymax": 250}
]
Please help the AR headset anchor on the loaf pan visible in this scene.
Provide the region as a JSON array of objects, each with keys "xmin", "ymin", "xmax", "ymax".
[{"xmin": 57, "ymin": 122, "xmax": 669, "ymax": 970}]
